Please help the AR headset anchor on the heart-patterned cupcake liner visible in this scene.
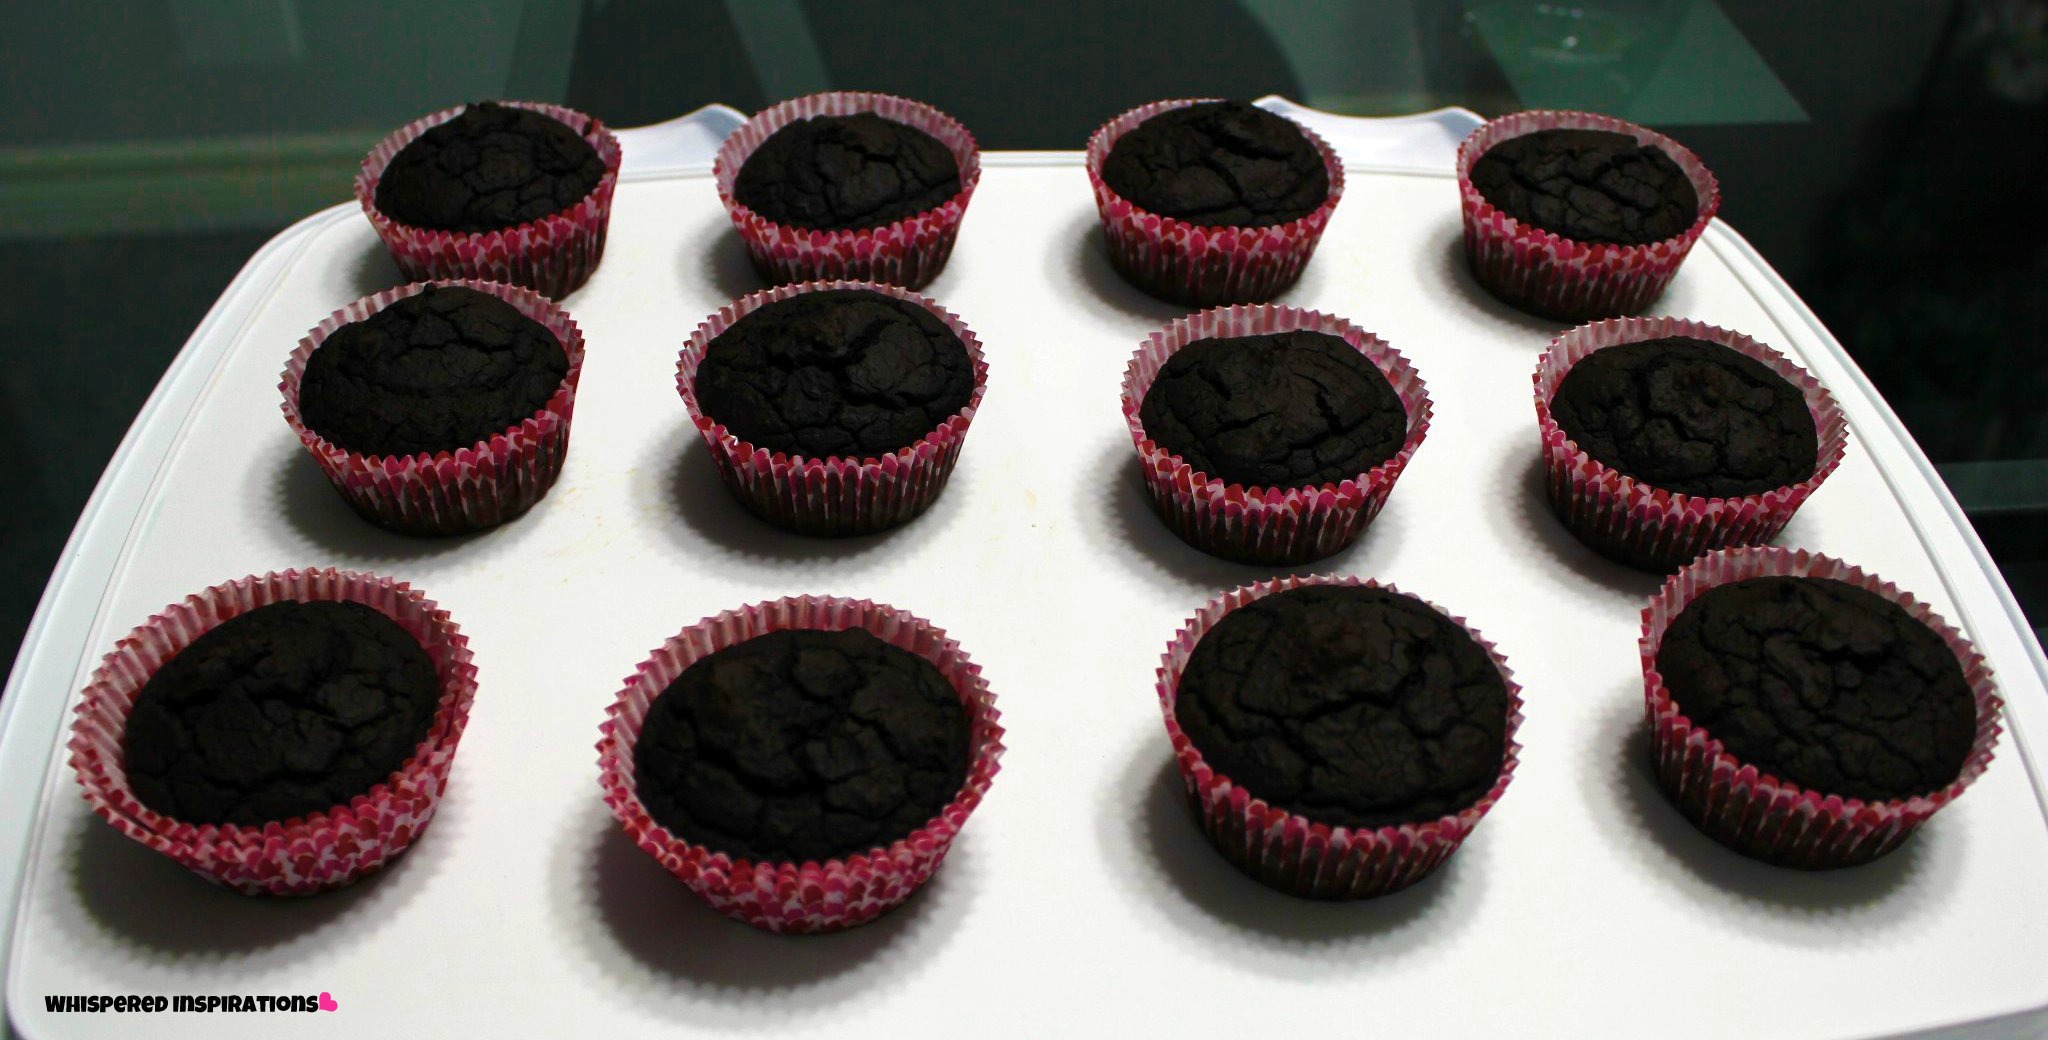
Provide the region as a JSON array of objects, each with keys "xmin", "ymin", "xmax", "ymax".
[
  {"xmin": 1457, "ymin": 110, "xmax": 1719, "ymax": 322},
  {"xmin": 69, "ymin": 568, "xmax": 477, "ymax": 895},
  {"xmin": 280, "ymin": 278, "xmax": 587, "ymax": 537},
  {"xmin": 1122, "ymin": 304, "xmax": 1430, "ymax": 565},
  {"xmin": 356, "ymin": 100, "xmax": 621, "ymax": 300},
  {"xmin": 1157, "ymin": 573, "xmax": 1523, "ymax": 898},
  {"xmin": 1534, "ymin": 316, "xmax": 1848, "ymax": 571},
  {"xmin": 677, "ymin": 279, "xmax": 988, "ymax": 536},
  {"xmin": 714, "ymin": 91, "xmax": 981, "ymax": 290},
  {"xmin": 1641, "ymin": 547, "xmax": 2002, "ymax": 868},
  {"xmin": 596, "ymin": 594, "xmax": 1004, "ymax": 933},
  {"xmin": 1087, "ymin": 98, "xmax": 1345, "ymax": 307}
]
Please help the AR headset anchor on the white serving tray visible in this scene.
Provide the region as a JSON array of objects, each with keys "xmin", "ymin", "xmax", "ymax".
[{"xmin": 6, "ymin": 140, "xmax": 2048, "ymax": 1039}]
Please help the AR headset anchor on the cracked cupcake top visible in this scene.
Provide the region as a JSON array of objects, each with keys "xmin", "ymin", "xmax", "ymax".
[
  {"xmin": 1174, "ymin": 585, "xmax": 1509, "ymax": 831},
  {"xmin": 1100, "ymin": 101, "xmax": 1329, "ymax": 228},
  {"xmin": 1469, "ymin": 128, "xmax": 1699, "ymax": 246},
  {"xmin": 374, "ymin": 102, "xmax": 604, "ymax": 233},
  {"xmin": 692, "ymin": 288, "xmax": 974, "ymax": 460},
  {"xmin": 298, "ymin": 285, "xmax": 568, "ymax": 459},
  {"xmin": 633, "ymin": 628, "xmax": 972, "ymax": 864},
  {"xmin": 1656, "ymin": 576, "xmax": 1976, "ymax": 802},
  {"xmin": 1549, "ymin": 336, "xmax": 1817, "ymax": 498},
  {"xmin": 1138, "ymin": 329, "xmax": 1406, "ymax": 489},
  {"xmin": 732, "ymin": 112, "xmax": 963, "ymax": 231},
  {"xmin": 121, "ymin": 600, "xmax": 442, "ymax": 827}
]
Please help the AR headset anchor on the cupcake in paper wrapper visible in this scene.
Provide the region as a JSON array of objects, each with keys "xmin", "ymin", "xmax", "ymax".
[
  {"xmin": 1533, "ymin": 316, "xmax": 1847, "ymax": 571},
  {"xmin": 596, "ymin": 595, "xmax": 1004, "ymax": 933},
  {"xmin": 281, "ymin": 278, "xmax": 587, "ymax": 537},
  {"xmin": 1087, "ymin": 99, "xmax": 1345, "ymax": 307},
  {"xmin": 1157, "ymin": 574, "xmax": 1523, "ymax": 899},
  {"xmin": 1457, "ymin": 110, "xmax": 1719, "ymax": 322},
  {"xmin": 677, "ymin": 280, "xmax": 988, "ymax": 536},
  {"xmin": 1122, "ymin": 304, "xmax": 1430, "ymax": 565},
  {"xmin": 714, "ymin": 91, "xmax": 981, "ymax": 290},
  {"xmin": 1640, "ymin": 547, "xmax": 2002, "ymax": 868},
  {"xmin": 68, "ymin": 568, "xmax": 477, "ymax": 896},
  {"xmin": 356, "ymin": 100, "xmax": 621, "ymax": 300}
]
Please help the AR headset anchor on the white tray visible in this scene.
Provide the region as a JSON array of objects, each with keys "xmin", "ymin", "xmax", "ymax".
[{"xmin": 6, "ymin": 149, "xmax": 2048, "ymax": 1040}]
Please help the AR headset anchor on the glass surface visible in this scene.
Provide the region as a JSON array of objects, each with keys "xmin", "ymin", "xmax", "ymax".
[{"xmin": 2, "ymin": 0, "xmax": 2044, "ymax": 678}]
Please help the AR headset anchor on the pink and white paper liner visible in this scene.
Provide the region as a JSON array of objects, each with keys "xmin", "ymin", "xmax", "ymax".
[
  {"xmin": 1122, "ymin": 305, "xmax": 1430, "ymax": 565},
  {"xmin": 596, "ymin": 595, "xmax": 1004, "ymax": 933},
  {"xmin": 714, "ymin": 92, "xmax": 981, "ymax": 290},
  {"xmin": 68, "ymin": 568, "xmax": 476, "ymax": 896},
  {"xmin": 1641, "ymin": 547, "xmax": 2002, "ymax": 868},
  {"xmin": 1087, "ymin": 99, "xmax": 1346, "ymax": 307},
  {"xmin": 281, "ymin": 278, "xmax": 587, "ymax": 536},
  {"xmin": 1158, "ymin": 574, "xmax": 1523, "ymax": 898},
  {"xmin": 356, "ymin": 100, "xmax": 621, "ymax": 300},
  {"xmin": 677, "ymin": 280, "xmax": 989, "ymax": 536},
  {"xmin": 1457, "ymin": 110, "xmax": 1720, "ymax": 322},
  {"xmin": 1534, "ymin": 316, "xmax": 1847, "ymax": 571}
]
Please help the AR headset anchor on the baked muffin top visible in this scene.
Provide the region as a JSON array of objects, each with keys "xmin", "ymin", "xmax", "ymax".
[
  {"xmin": 634, "ymin": 628, "xmax": 972, "ymax": 863},
  {"xmin": 1174, "ymin": 585, "xmax": 1509, "ymax": 831},
  {"xmin": 122, "ymin": 600, "xmax": 442, "ymax": 827},
  {"xmin": 374, "ymin": 102, "xmax": 604, "ymax": 233},
  {"xmin": 1470, "ymin": 128, "xmax": 1698, "ymax": 246},
  {"xmin": 1101, "ymin": 101, "xmax": 1329, "ymax": 228}
]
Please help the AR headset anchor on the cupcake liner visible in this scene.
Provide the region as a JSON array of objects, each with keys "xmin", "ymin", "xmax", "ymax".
[
  {"xmin": 1640, "ymin": 547, "xmax": 2003, "ymax": 869},
  {"xmin": 1457, "ymin": 110, "xmax": 1720, "ymax": 322},
  {"xmin": 714, "ymin": 92, "xmax": 981, "ymax": 290},
  {"xmin": 677, "ymin": 280, "xmax": 989, "ymax": 536},
  {"xmin": 596, "ymin": 595, "xmax": 1004, "ymax": 934},
  {"xmin": 356, "ymin": 100, "xmax": 621, "ymax": 300},
  {"xmin": 68, "ymin": 568, "xmax": 477, "ymax": 896},
  {"xmin": 1087, "ymin": 99, "xmax": 1346, "ymax": 307},
  {"xmin": 1533, "ymin": 316, "xmax": 1848, "ymax": 571},
  {"xmin": 281, "ymin": 278, "xmax": 587, "ymax": 537},
  {"xmin": 1157, "ymin": 574, "xmax": 1523, "ymax": 899},
  {"xmin": 1122, "ymin": 305, "xmax": 1431, "ymax": 565}
]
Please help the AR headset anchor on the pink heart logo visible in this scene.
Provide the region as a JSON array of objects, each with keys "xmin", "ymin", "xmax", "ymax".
[{"xmin": 318, "ymin": 992, "xmax": 339, "ymax": 1012}]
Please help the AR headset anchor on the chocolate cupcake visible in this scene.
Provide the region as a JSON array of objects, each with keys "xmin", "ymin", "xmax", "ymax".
[
  {"xmin": 281, "ymin": 280, "xmax": 587, "ymax": 536},
  {"xmin": 1089, "ymin": 99, "xmax": 1344, "ymax": 307},
  {"xmin": 1099, "ymin": 101, "xmax": 1329, "ymax": 229},
  {"xmin": 597, "ymin": 595, "xmax": 1004, "ymax": 933},
  {"xmin": 357, "ymin": 101, "xmax": 621, "ymax": 299},
  {"xmin": 1122, "ymin": 305, "xmax": 1429, "ymax": 565},
  {"xmin": 678, "ymin": 281, "xmax": 988, "ymax": 536},
  {"xmin": 1158, "ymin": 575, "xmax": 1522, "ymax": 898},
  {"xmin": 1642, "ymin": 548, "xmax": 2002, "ymax": 869},
  {"xmin": 715, "ymin": 92, "xmax": 980, "ymax": 289},
  {"xmin": 70, "ymin": 568, "xmax": 476, "ymax": 895},
  {"xmin": 122, "ymin": 601, "xmax": 442, "ymax": 829},
  {"xmin": 1139, "ymin": 330, "xmax": 1408, "ymax": 492},
  {"xmin": 634, "ymin": 629, "xmax": 970, "ymax": 865},
  {"xmin": 1534, "ymin": 316, "xmax": 1847, "ymax": 571},
  {"xmin": 733, "ymin": 113, "xmax": 962, "ymax": 232},
  {"xmin": 1458, "ymin": 111, "xmax": 1718, "ymax": 321}
]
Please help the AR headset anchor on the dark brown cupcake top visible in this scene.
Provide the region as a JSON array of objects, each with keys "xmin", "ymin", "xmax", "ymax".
[
  {"xmin": 732, "ymin": 112, "xmax": 963, "ymax": 231},
  {"xmin": 1549, "ymin": 336, "xmax": 1817, "ymax": 498},
  {"xmin": 1101, "ymin": 101, "xmax": 1329, "ymax": 228},
  {"xmin": 632, "ymin": 628, "xmax": 972, "ymax": 864},
  {"xmin": 692, "ymin": 288, "xmax": 974, "ymax": 460},
  {"xmin": 1174, "ymin": 585, "xmax": 1509, "ymax": 831},
  {"xmin": 1469, "ymin": 128, "xmax": 1698, "ymax": 246},
  {"xmin": 1656, "ymin": 576, "xmax": 1976, "ymax": 802},
  {"xmin": 121, "ymin": 600, "xmax": 441, "ymax": 827},
  {"xmin": 374, "ymin": 102, "xmax": 604, "ymax": 233},
  {"xmin": 297, "ymin": 285, "xmax": 568, "ymax": 459}
]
